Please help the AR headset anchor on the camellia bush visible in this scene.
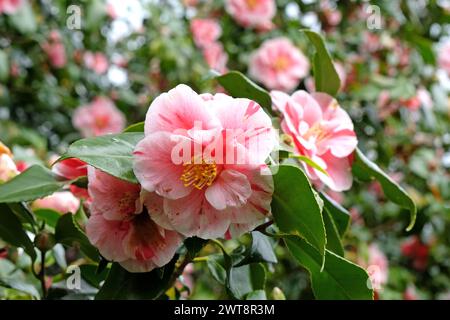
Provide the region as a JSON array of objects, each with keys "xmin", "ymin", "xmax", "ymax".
[{"xmin": 0, "ymin": 0, "xmax": 449, "ymax": 300}]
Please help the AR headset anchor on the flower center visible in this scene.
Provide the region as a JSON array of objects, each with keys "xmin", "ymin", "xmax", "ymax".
[
  {"xmin": 274, "ymin": 56, "xmax": 289, "ymax": 71},
  {"xmin": 180, "ymin": 157, "xmax": 217, "ymax": 190},
  {"xmin": 95, "ymin": 115, "xmax": 109, "ymax": 129},
  {"xmin": 245, "ymin": 0, "xmax": 259, "ymax": 10},
  {"xmin": 304, "ymin": 123, "xmax": 329, "ymax": 142}
]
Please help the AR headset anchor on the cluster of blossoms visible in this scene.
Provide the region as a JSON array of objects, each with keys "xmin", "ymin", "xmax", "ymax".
[
  {"xmin": 85, "ymin": 85, "xmax": 277, "ymax": 272},
  {"xmin": 190, "ymin": 18, "xmax": 228, "ymax": 73}
]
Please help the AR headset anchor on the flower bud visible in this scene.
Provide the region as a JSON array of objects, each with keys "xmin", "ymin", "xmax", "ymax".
[{"xmin": 34, "ymin": 231, "xmax": 56, "ymax": 252}]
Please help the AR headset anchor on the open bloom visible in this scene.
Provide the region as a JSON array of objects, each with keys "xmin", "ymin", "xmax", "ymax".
[
  {"xmin": 438, "ymin": 41, "xmax": 450, "ymax": 75},
  {"xmin": 33, "ymin": 191, "xmax": 80, "ymax": 214},
  {"xmin": 53, "ymin": 158, "xmax": 89, "ymax": 199},
  {"xmin": 249, "ymin": 38, "xmax": 309, "ymax": 92},
  {"xmin": 86, "ymin": 168, "xmax": 182, "ymax": 272},
  {"xmin": 133, "ymin": 84, "xmax": 276, "ymax": 239},
  {"xmin": 84, "ymin": 51, "xmax": 109, "ymax": 74},
  {"xmin": 42, "ymin": 31, "xmax": 66, "ymax": 68},
  {"xmin": 203, "ymin": 42, "xmax": 228, "ymax": 73},
  {"xmin": 0, "ymin": 0, "xmax": 22, "ymax": 14},
  {"xmin": 190, "ymin": 18, "xmax": 221, "ymax": 48},
  {"xmin": 271, "ymin": 90, "xmax": 357, "ymax": 191},
  {"xmin": 225, "ymin": 0, "xmax": 275, "ymax": 30},
  {"xmin": 73, "ymin": 97, "xmax": 125, "ymax": 137}
]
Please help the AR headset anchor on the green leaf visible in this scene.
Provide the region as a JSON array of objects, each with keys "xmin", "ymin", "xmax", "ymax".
[
  {"xmin": 235, "ymin": 231, "xmax": 277, "ymax": 267},
  {"xmin": 302, "ymin": 30, "xmax": 340, "ymax": 96},
  {"xmin": 34, "ymin": 208, "xmax": 61, "ymax": 229},
  {"xmin": 7, "ymin": 202, "xmax": 36, "ymax": 227},
  {"xmin": 0, "ymin": 204, "xmax": 36, "ymax": 260},
  {"xmin": 0, "ymin": 50, "xmax": 9, "ymax": 82},
  {"xmin": 291, "ymin": 155, "xmax": 328, "ymax": 176},
  {"xmin": 8, "ymin": 1, "xmax": 37, "ymax": 34},
  {"xmin": 206, "ymin": 255, "xmax": 227, "ymax": 285},
  {"xmin": 59, "ymin": 133, "xmax": 144, "ymax": 183},
  {"xmin": 123, "ymin": 122, "xmax": 145, "ymax": 133},
  {"xmin": 95, "ymin": 260, "xmax": 176, "ymax": 300},
  {"xmin": 184, "ymin": 237, "xmax": 208, "ymax": 260},
  {"xmin": 80, "ymin": 264, "xmax": 109, "ymax": 289},
  {"xmin": 320, "ymin": 192, "xmax": 350, "ymax": 237},
  {"xmin": 246, "ymin": 290, "xmax": 267, "ymax": 300},
  {"xmin": 55, "ymin": 213, "xmax": 99, "ymax": 262},
  {"xmin": 227, "ymin": 263, "xmax": 266, "ymax": 299},
  {"xmin": 285, "ymin": 236, "xmax": 373, "ymax": 300},
  {"xmin": 215, "ymin": 71, "xmax": 274, "ymax": 115},
  {"xmin": 0, "ymin": 165, "xmax": 65, "ymax": 203},
  {"xmin": 271, "ymin": 165, "xmax": 326, "ymax": 260},
  {"xmin": 352, "ymin": 148, "xmax": 417, "ymax": 231},
  {"xmin": 322, "ymin": 209, "xmax": 344, "ymax": 256}
]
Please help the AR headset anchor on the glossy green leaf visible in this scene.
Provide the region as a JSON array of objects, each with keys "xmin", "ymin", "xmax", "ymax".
[
  {"xmin": 235, "ymin": 231, "xmax": 277, "ymax": 267},
  {"xmin": 123, "ymin": 122, "xmax": 145, "ymax": 133},
  {"xmin": 0, "ymin": 165, "xmax": 65, "ymax": 203},
  {"xmin": 59, "ymin": 133, "xmax": 144, "ymax": 183},
  {"xmin": 34, "ymin": 208, "xmax": 61, "ymax": 229},
  {"xmin": 320, "ymin": 192, "xmax": 350, "ymax": 237},
  {"xmin": 95, "ymin": 260, "xmax": 176, "ymax": 300},
  {"xmin": 215, "ymin": 71, "xmax": 274, "ymax": 115},
  {"xmin": 302, "ymin": 30, "xmax": 340, "ymax": 96},
  {"xmin": 246, "ymin": 290, "xmax": 267, "ymax": 300},
  {"xmin": 206, "ymin": 255, "xmax": 227, "ymax": 285},
  {"xmin": 80, "ymin": 264, "xmax": 109, "ymax": 289},
  {"xmin": 184, "ymin": 237, "xmax": 208, "ymax": 260},
  {"xmin": 0, "ymin": 204, "xmax": 36, "ymax": 260},
  {"xmin": 8, "ymin": 202, "xmax": 36, "ymax": 227},
  {"xmin": 352, "ymin": 148, "xmax": 417, "ymax": 231},
  {"xmin": 285, "ymin": 236, "xmax": 373, "ymax": 300},
  {"xmin": 227, "ymin": 263, "xmax": 266, "ymax": 299},
  {"xmin": 271, "ymin": 165, "xmax": 326, "ymax": 260},
  {"xmin": 322, "ymin": 209, "xmax": 344, "ymax": 256},
  {"xmin": 55, "ymin": 213, "xmax": 99, "ymax": 262}
]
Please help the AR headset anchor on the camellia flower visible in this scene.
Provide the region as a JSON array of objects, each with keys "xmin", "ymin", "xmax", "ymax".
[
  {"xmin": 366, "ymin": 244, "xmax": 389, "ymax": 290},
  {"xmin": 401, "ymin": 236, "xmax": 429, "ymax": 271},
  {"xmin": 133, "ymin": 84, "xmax": 276, "ymax": 239},
  {"xmin": 33, "ymin": 191, "xmax": 80, "ymax": 214},
  {"xmin": 0, "ymin": 0, "xmax": 22, "ymax": 14},
  {"xmin": 84, "ymin": 51, "xmax": 109, "ymax": 74},
  {"xmin": 249, "ymin": 37, "xmax": 309, "ymax": 92},
  {"xmin": 53, "ymin": 158, "xmax": 90, "ymax": 199},
  {"xmin": 86, "ymin": 167, "xmax": 182, "ymax": 272},
  {"xmin": 0, "ymin": 141, "xmax": 19, "ymax": 183},
  {"xmin": 190, "ymin": 18, "xmax": 222, "ymax": 48},
  {"xmin": 438, "ymin": 41, "xmax": 450, "ymax": 75},
  {"xmin": 73, "ymin": 97, "xmax": 126, "ymax": 137},
  {"xmin": 203, "ymin": 42, "xmax": 228, "ymax": 73},
  {"xmin": 225, "ymin": 0, "xmax": 275, "ymax": 30},
  {"xmin": 271, "ymin": 90, "xmax": 357, "ymax": 191},
  {"xmin": 42, "ymin": 30, "xmax": 66, "ymax": 68}
]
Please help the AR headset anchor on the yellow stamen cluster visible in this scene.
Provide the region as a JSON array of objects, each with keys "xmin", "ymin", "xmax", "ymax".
[{"xmin": 180, "ymin": 158, "xmax": 217, "ymax": 190}]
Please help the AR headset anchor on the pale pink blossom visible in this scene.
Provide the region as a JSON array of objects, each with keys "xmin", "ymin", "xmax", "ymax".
[
  {"xmin": 271, "ymin": 90, "xmax": 357, "ymax": 191},
  {"xmin": 203, "ymin": 42, "xmax": 228, "ymax": 73},
  {"xmin": 190, "ymin": 18, "xmax": 221, "ymax": 48},
  {"xmin": 0, "ymin": 0, "xmax": 22, "ymax": 14},
  {"xmin": 33, "ymin": 191, "xmax": 80, "ymax": 214},
  {"xmin": 133, "ymin": 85, "xmax": 276, "ymax": 239},
  {"xmin": 0, "ymin": 154, "xmax": 19, "ymax": 183},
  {"xmin": 225, "ymin": 0, "xmax": 275, "ymax": 30},
  {"xmin": 43, "ymin": 31, "xmax": 66, "ymax": 68},
  {"xmin": 438, "ymin": 41, "xmax": 450, "ymax": 75},
  {"xmin": 249, "ymin": 38, "xmax": 309, "ymax": 92},
  {"xmin": 366, "ymin": 244, "xmax": 389, "ymax": 289},
  {"xmin": 86, "ymin": 167, "xmax": 182, "ymax": 272},
  {"xmin": 84, "ymin": 52, "xmax": 109, "ymax": 74},
  {"xmin": 73, "ymin": 97, "xmax": 126, "ymax": 137}
]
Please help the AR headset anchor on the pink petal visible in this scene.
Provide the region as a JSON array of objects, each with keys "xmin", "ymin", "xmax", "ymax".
[
  {"xmin": 205, "ymin": 169, "xmax": 252, "ymax": 210},
  {"xmin": 133, "ymin": 132, "xmax": 193, "ymax": 200}
]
